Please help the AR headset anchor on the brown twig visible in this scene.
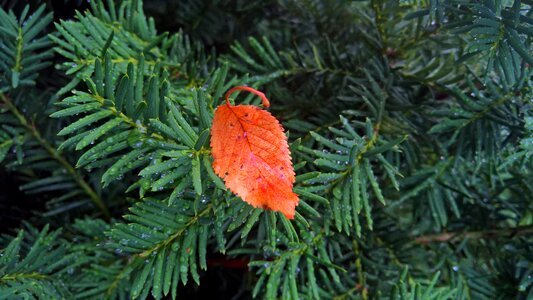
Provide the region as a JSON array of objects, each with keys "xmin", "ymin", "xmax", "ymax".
[{"xmin": 415, "ymin": 225, "xmax": 533, "ymax": 244}]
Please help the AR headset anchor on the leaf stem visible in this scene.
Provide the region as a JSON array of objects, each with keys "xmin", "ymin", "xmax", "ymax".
[
  {"xmin": 225, "ymin": 86, "xmax": 270, "ymax": 108},
  {"xmin": 0, "ymin": 92, "xmax": 110, "ymax": 218}
]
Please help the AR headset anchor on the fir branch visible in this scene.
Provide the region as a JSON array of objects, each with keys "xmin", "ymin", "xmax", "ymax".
[
  {"xmin": 0, "ymin": 225, "xmax": 73, "ymax": 299},
  {"xmin": 0, "ymin": 92, "xmax": 110, "ymax": 218},
  {"xmin": 138, "ymin": 203, "xmax": 212, "ymax": 258},
  {"xmin": 0, "ymin": 272, "xmax": 49, "ymax": 283},
  {"xmin": 2, "ymin": 1, "xmax": 533, "ymax": 298}
]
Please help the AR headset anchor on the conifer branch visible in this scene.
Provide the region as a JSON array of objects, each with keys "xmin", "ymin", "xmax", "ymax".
[
  {"xmin": 2, "ymin": 1, "xmax": 533, "ymax": 298},
  {"xmin": 106, "ymin": 204, "xmax": 214, "ymax": 295},
  {"xmin": 0, "ymin": 272, "xmax": 49, "ymax": 283},
  {"xmin": 0, "ymin": 92, "xmax": 110, "ymax": 218},
  {"xmin": 138, "ymin": 204, "xmax": 213, "ymax": 258}
]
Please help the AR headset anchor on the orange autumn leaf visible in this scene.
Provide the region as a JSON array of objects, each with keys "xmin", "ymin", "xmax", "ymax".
[{"xmin": 210, "ymin": 86, "xmax": 299, "ymax": 219}]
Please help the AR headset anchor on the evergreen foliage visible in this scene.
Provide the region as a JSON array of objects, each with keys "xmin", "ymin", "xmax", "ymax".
[{"xmin": 0, "ymin": 0, "xmax": 532, "ymax": 299}]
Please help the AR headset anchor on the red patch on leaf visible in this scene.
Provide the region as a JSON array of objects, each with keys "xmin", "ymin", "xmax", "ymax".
[{"xmin": 210, "ymin": 86, "xmax": 299, "ymax": 219}]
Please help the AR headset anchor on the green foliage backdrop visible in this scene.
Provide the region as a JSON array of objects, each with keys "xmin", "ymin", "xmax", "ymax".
[{"xmin": 0, "ymin": 0, "xmax": 532, "ymax": 299}]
